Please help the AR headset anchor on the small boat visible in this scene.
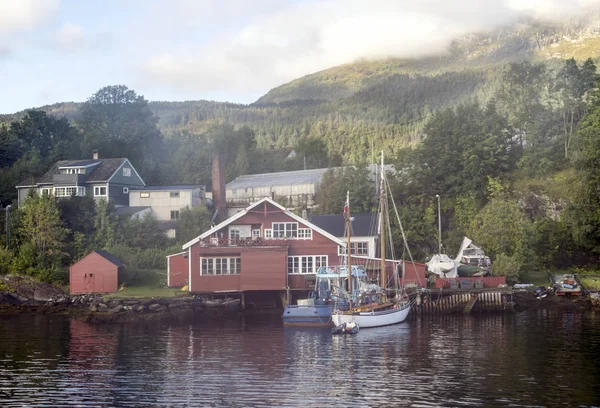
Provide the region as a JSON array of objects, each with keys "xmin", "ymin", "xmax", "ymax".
[
  {"xmin": 426, "ymin": 253, "xmax": 458, "ymax": 278},
  {"xmin": 332, "ymin": 321, "xmax": 359, "ymax": 335},
  {"xmin": 282, "ymin": 265, "xmax": 365, "ymax": 327},
  {"xmin": 455, "ymin": 237, "xmax": 492, "ymax": 274},
  {"xmin": 332, "ymin": 153, "xmax": 412, "ymax": 329},
  {"xmin": 549, "ymin": 273, "xmax": 582, "ymax": 296}
]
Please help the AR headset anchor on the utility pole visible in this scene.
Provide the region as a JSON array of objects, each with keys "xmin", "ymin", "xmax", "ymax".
[
  {"xmin": 436, "ymin": 195, "xmax": 441, "ymax": 254},
  {"xmin": 5, "ymin": 205, "xmax": 11, "ymax": 250}
]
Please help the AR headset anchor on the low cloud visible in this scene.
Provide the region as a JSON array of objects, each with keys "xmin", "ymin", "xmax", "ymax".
[
  {"xmin": 55, "ymin": 23, "xmax": 85, "ymax": 51},
  {"xmin": 0, "ymin": 0, "xmax": 60, "ymax": 35},
  {"xmin": 139, "ymin": 0, "xmax": 600, "ymax": 101}
]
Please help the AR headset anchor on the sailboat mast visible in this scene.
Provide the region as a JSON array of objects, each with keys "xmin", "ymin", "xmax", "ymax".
[
  {"xmin": 380, "ymin": 152, "xmax": 386, "ymax": 299},
  {"xmin": 345, "ymin": 190, "xmax": 352, "ymax": 310}
]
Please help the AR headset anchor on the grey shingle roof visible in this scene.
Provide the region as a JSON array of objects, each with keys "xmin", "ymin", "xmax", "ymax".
[
  {"xmin": 227, "ymin": 168, "xmax": 330, "ymax": 190},
  {"xmin": 95, "ymin": 250, "xmax": 125, "ymax": 268},
  {"xmin": 16, "ymin": 158, "xmax": 129, "ymax": 187},
  {"xmin": 309, "ymin": 213, "xmax": 379, "ymax": 237}
]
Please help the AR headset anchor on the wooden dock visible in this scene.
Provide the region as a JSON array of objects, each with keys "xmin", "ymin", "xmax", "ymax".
[{"xmin": 410, "ymin": 288, "xmax": 514, "ymax": 315}]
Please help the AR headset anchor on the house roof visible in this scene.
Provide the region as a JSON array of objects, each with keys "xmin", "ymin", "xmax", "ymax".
[
  {"xmin": 181, "ymin": 197, "xmax": 345, "ymax": 250},
  {"xmin": 113, "ymin": 206, "xmax": 150, "ymax": 216},
  {"xmin": 58, "ymin": 160, "xmax": 100, "ymax": 168},
  {"xmin": 16, "ymin": 158, "xmax": 144, "ymax": 187},
  {"xmin": 226, "ymin": 168, "xmax": 330, "ymax": 190},
  {"xmin": 129, "ymin": 184, "xmax": 204, "ymax": 191},
  {"xmin": 309, "ymin": 213, "xmax": 379, "ymax": 237},
  {"xmin": 225, "ymin": 164, "xmax": 396, "ymax": 191},
  {"xmin": 94, "ymin": 250, "xmax": 125, "ymax": 268}
]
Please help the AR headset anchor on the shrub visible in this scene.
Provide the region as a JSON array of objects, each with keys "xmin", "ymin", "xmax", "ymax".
[{"xmin": 492, "ymin": 253, "xmax": 522, "ymax": 281}]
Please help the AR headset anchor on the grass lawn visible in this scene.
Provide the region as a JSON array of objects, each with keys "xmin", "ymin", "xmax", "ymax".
[
  {"xmin": 580, "ymin": 276, "xmax": 600, "ymax": 291},
  {"xmin": 103, "ymin": 286, "xmax": 188, "ymax": 299}
]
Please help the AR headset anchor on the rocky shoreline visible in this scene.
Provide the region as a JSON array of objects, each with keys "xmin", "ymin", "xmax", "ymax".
[{"xmin": 0, "ymin": 275, "xmax": 245, "ymax": 323}]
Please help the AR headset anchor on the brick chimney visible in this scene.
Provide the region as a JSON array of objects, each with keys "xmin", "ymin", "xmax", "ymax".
[
  {"xmin": 93, "ymin": 150, "xmax": 99, "ymax": 160},
  {"xmin": 212, "ymin": 152, "xmax": 226, "ymax": 221}
]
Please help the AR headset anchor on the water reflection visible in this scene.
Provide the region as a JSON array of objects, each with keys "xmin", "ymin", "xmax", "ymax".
[{"xmin": 0, "ymin": 311, "xmax": 599, "ymax": 407}]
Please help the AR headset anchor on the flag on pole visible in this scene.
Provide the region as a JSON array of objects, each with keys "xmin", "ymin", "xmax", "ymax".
[{"xmin": 343, "ymin": 191, "xmax": 350, "ymax": 221}]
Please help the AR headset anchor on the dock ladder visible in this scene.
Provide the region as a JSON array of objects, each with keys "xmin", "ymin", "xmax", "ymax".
[{"xmin": 463, "ymin": 293, "xmax": 478, "ymax": 313}]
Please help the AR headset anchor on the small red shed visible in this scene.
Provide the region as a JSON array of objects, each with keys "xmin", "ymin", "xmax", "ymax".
[
  {"xmin": 69, "ymin": 250, "xmax": 125, "ymax": 294},
  {"xmin": 167, "ymin": 251, "xmax": 189, "ymax": 288}
]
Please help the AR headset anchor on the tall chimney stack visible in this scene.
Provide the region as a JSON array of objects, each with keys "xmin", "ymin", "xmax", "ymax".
[
  {"xmin": 93, "ymin": 150, "xmax": 99, "ymax": 160},
  {"xmin": 212, "ymin": 152, "xmax": 226, "ymax": 221}
]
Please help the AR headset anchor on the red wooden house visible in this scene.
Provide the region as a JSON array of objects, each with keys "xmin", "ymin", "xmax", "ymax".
[
  {"xmin": 70, "ymin": 250, "xmax": 125, "ymax": 294},
  {"xmin": 168, "ymin": 198, "xmax": 344, "ymax": 304}
]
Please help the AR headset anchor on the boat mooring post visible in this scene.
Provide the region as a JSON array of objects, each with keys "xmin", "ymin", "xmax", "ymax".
[{"xmin": 436, "ymin": 195, "xmax": 441, "ymax": 254}]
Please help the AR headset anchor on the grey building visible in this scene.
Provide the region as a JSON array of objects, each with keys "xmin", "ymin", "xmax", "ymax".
[
  {"xmin": 15, "ymin": 152, "xmax": 145, "ymax": 206},
  {"xmin": 225, "ymin": 168, "xmax": 330, "ymax": 216}
]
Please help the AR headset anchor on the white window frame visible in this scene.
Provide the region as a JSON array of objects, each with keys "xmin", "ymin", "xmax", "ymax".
[
  {"xmin": 339, "ymin": 241, "xmax": 369, "ymax": 256},
  {"xmin": 287, "ymin": 255, "xmax": 327, "ymax": 274},
  {"xmin": 272, "ymin": 222, "xmax": 298, "ymax": 238},
  {"xmin": 40, "ymin": 188, "xmax": 52, "ymax": 196},
  {"xmin": 140, "ymin": 192, "xmax": 150, "ymax": 198},
  {"xmin": 230, "ymin": 228, "xmax": 240, "ymax": 240},
  {"xmin": 170, "ymin": 210, "xmax": 180, "ymax": 220},
  {"xmin": 94, "ymin": 186, "xmax": 107, "ymax": 197},
  {"xmin": 356, "ymin": 241, "xmax": 369, "ymax": 256},
  {"xmin": 201, "ymin": 257, "xmax": 241, "ymax": 275},
  {"xmin": 264, "ymin": 229, "xmax": 272, "ymax": 239},
  {"xmin": 53, "ymin": 186, "xmax": 86, "ymax": 197},
  {"xmin": 123, "ymin": 187, "xmax": 129, "ymax": 194},
  {"xmin": 170, "ymin": 191, "xmax": 180, "ymax": 198},
  {"xmin": 252, "ymin": 229, "xmax": 261, "ymax": 239},
  {"xmin": 123, "ymin": 168, "xmax": 131, "ymax": 177},
  {"xmin": 297, "ymin": 228, "xmax": 313, "ymax": 239}
]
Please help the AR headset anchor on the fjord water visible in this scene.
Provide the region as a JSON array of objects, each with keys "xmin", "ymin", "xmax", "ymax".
[{"xmin": 1, "ymin": 311, "xmax": 599, "ymax": 407}]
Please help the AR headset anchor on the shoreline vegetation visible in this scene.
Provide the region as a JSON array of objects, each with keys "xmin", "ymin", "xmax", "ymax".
[{"xmin": 1, "ymin": 275, "xmax": 597, "ymax": 324}]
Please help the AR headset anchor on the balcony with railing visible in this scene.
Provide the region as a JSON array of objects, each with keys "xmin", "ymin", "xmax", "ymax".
[
  {"xmin": 52, "ymin": 173, "xmax": 88, "ymax": 186},
  {"xmin": 198, "ymin": 237, "xmax": 290, "ymax": 248}
]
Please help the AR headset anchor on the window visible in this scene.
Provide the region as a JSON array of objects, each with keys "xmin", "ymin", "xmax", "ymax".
[
  {"xmin": 339, "ymin": 242, "xmax": 369, "ymax": 256},
  {"xmin": 230, "ymin": 228, "xmax": 240, "ymax": 240},
  {"xmin": 54, "ymin": 186, "xmax": 86, "ymax": 197},
  {"xmin": 140, "ymin": 192, "xmax": 150, "ymax": 198},
  {"xmin": 357, "ymin": 242, "xmax": 369, "ymax": 255},
  {"xmin": 252, "ymin": 229, "xmax": 261, "ymax": 239},
  {"xmin": 170, "ymin": 191, "xmax": 180, "ymax": 198},
  {"xmin": 215, "ymin": 258, "xmax": 223, "ymax": 275},
  {"xmin": 94, "ymin": 186, "xmax": 107, "ymax": 196},
  {"xmin": 298, "ymin": 229, "xmax": 312, "ymax": 239},
  {"xmin": 123, "ymin": 187, "xmax": 129, "ymax": 194},
  {"xmin": 170, "ymin": 210, "xmax": 179, "ymax": 220},
  {"xmin": 40, "ymin": 188, "xmax": 51, "ymax": 196},
  {"xmin": 287, "ymin": 256, "xmax": 327, "ymax": 274},
  {"xmin": 272, "ymin": 222, "xmax": 298, "ymax": 238},
  {"xmin": 201, "ymin": 257, "xmax": 241, "ymax": 275},
  {"xmin": 123, "ymin": 168, "xmax": 131, "ymax": 177},
  {"xmin": 63, "ymin": 168, "xmax": 85, "ymax": 175},
  {"xmin": 264, "ymin": 229, "xmax": 272, "ymax": 239}
]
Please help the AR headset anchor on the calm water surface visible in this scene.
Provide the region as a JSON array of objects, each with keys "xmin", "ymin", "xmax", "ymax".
[{"xmin": 1, "ymin": 310, "xmax": 599, "ymax": 407}]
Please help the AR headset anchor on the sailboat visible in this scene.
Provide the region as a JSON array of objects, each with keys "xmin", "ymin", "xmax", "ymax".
[{"xmin": 331, "ymin": 153, "xmax": 411, "ymax": 329}]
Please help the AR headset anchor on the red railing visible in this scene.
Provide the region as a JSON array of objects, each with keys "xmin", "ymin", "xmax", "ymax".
[{"xmin": 435, "ymin": 276, "xmax": 506, "ymax": 289}]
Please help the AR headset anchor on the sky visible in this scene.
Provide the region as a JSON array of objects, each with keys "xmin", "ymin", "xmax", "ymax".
[{"xmin": 0, "ymin": 0, "xmax": 599, "ymax": 114}]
